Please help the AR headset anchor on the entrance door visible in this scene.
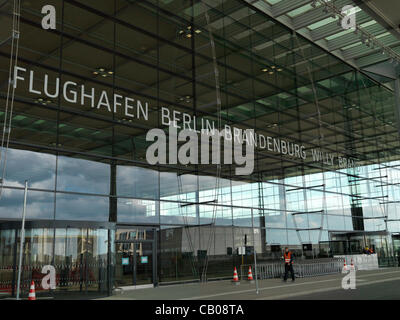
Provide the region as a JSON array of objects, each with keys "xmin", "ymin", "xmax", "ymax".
[
  {"xmin": 135, "ymin": 241, "xmax": 153, "ymax": 285},
  {"xmin": 115, "ymin": 227, "xmax": 157, "ymax": 288}
]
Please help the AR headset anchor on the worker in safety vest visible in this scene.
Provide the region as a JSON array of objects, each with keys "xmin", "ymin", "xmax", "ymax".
[{"xmin": 283, "ymin": 247, "xmax": 295, "ymax": 282}]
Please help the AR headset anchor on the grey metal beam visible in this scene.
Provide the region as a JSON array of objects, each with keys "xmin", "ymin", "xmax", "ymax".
[
  {"xmin": 310, "ymin": 4, "xmax": 368, "ymax": 41},
  {"xmin": 343, "ymin": 35, "xmax": 400, "ymax": 60},
  {"xmin": 356, "ymin": 44, "xmax": 400, "ymax": 67},
  {"xmin": 395, "ymin": 76, "xmax": 400, "ymax": 138},
  {"xmin": 353, "ymin": 0, "xmax": 400, "ymax": 42},
  {"xmin": 246, "ymin": 0, "xmax": 360, "ymax": 71},
  {"xmin": 271, "ymin": 0, "xmax": 310, "ymax": 18},
  {"xmin": 292, "ymin": 0, "xmax": 355, "ymax": 31},
  {"xmin": 327, "ymin": 22, "xmax": 386, "ymax": 52},
  {"xmin": 247, "ymin": 0, "xmax": 273, "ymax": 17},
  {"xmin": 362, "ymin": 61, "xmax": 398, "ymax": 80},
  {"xmin": 293, "ymin": 6, "xmax": 331, "ymax": 31}
]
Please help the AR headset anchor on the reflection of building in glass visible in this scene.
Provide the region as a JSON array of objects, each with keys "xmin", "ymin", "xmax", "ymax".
[{"xmin": 0, "ymin": 0, "xmax": 399, "ymax": 297}]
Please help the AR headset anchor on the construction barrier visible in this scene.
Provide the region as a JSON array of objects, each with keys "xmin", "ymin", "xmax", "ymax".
[
  {"xmin": 334, "ymin": 254, "xmax": 379, "ymax": 271},
  {"xmin": 0, "ymin": 261, "xmax": 108, "ymax": 294},
  {"xmin": 241, "ymin": 259, "xmax": 344, "ymax": 280}
]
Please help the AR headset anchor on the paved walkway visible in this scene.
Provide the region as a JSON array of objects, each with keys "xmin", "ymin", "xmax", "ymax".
[{"xmin": 98, "ymin": 267, "xmax": 400, "ymax": 300}]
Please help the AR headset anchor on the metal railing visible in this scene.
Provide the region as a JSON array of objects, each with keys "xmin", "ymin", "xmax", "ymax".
[
  {"xmin": 0, "ymin": 262, "xmax": 109, "ymax": 296},
  {"xmin": 240, "ymin": 259, "xmax": 344, "ymax": 280}
]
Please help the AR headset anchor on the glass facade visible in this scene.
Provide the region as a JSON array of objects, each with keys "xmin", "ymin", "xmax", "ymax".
[{"xmin": 0, "ymin": 0, "xmax": 399, "ymax": 297}]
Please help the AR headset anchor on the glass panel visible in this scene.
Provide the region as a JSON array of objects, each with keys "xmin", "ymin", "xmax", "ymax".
[
  {"xmin": 117, "ymin": 165, "xmax": 159, "ymax": 199},
  {"xmin": 3, "ymin": 148, "xmax": 56, "ymax": 190},
  {"xmin": 57, "ymin": 156, "xmax": 110, "ymax": 195},
  {"xmin": 0, "ymin": 230, "xmax": 15, "ymax": 296},
  {"xmin": 115, "ymin": 241, "xmax": 134, "ymax": 287},
  {"xmin": 117, "ymin": 199, "xmax": 158, "ymax": 224},
  {"xmin": 0, "ymin": 189, "xmax": 54, "ymax": 220},
  {"xmin": 55, "ymin": 193, "xmax": 109, "ymax": 221},
  {"xmin": 135, "ymin": 241, "xmax": 153, "ymax": 285}
]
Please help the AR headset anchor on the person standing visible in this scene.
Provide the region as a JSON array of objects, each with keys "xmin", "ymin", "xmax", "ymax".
[{"xmin": 283, "ymin": 247, "xmax": 295, "ymax": 282}]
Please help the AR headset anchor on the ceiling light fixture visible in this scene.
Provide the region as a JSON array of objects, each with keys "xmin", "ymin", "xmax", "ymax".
[
  {"xmin": 49, "ymin": 142, "xmax": 62, "ymax": 147},
  {"xmin": 178, "ymin": 26, "xmax": 201, "ymax": 39},
  {"xmin": 35, "ymin": 97, "xmax": 52, "ymax": 106},
  {"xmin": 93, "ymin": 67, "xmax": 114, "ymax": 78},
  {"xmin": 177, "ymin": 96, "xmax": 192, "ymax": 103}
]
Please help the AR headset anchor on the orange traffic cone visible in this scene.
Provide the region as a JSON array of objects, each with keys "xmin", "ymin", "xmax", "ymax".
[
  {"xmin": 342, "ymin": 259, "xmax": 348, "ymax": 272},
  {"xmin": 28, "ymin": 281, "xmax": 36, "ymax": 301},
  {"xmin": 350, "ymin": 259, "xmax": 355, "ymax": 271},
  {"xmin": 247, "ymin": 266, "xmax": 254, "ymax": 283},
  {"xmin": 232, "ymin": 267, "xmax": 240, "ymax": 285}
]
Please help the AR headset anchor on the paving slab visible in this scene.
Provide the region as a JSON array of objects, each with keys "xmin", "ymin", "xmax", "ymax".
[{"xmin": 97, "ymin": 268, "xmax": 400, "ymax": 300}]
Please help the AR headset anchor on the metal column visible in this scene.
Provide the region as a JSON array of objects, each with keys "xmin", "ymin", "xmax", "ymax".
[
  {"xmin": 16, "ymin": 181, "xmax": 28, "ymax": 300},
  {"xmin": 395, "ymin": 77, "xmax": 400, "ymax": 138},
  {"xmin": 153, "ymin": 229, "xmax": 158, "ymax": 287}
]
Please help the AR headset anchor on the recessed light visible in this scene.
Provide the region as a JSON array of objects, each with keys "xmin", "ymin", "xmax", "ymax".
[
  {"xmin": 93, "ymin": 67, "xmax": 113, "ymax": 78},
  {"xmin": 261, "ymin": 68, "xmax": 268, "ymax": 72},
  {"xmin": 35, "ymin": 97, "xmax": 53, "ymax": 105}
]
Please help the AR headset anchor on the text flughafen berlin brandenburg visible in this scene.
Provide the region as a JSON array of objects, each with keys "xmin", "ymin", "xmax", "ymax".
[{"xmin": 13, "ymin": 66, "xmax": 362, "ymax": 174}]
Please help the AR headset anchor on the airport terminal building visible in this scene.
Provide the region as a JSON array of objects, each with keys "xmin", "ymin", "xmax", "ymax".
[{"xmin": 0, "ymin": 0, "xmax": 399, "ymax": 297}]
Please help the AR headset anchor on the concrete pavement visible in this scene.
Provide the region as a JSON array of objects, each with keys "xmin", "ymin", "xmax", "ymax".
[{"xmin": 97, "ymin": 267, "xmax": 400, "ymax": 300}]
